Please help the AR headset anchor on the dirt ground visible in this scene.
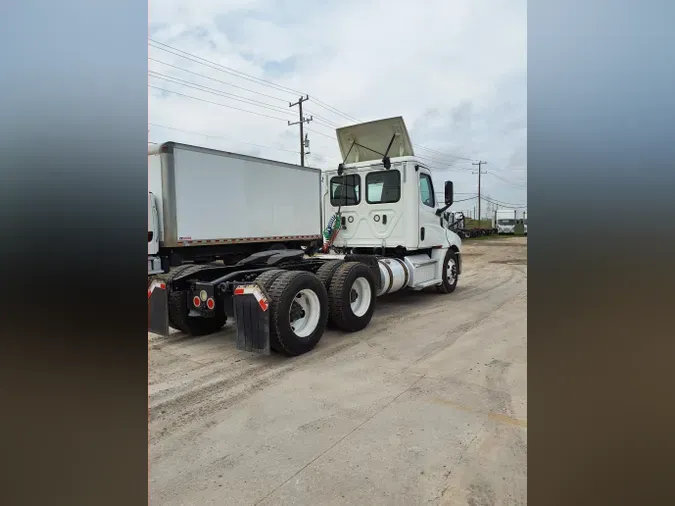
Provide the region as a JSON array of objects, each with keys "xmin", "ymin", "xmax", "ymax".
[{"xmin": 149, "ymin": 236, "xmax": 527, "ymax": 505}]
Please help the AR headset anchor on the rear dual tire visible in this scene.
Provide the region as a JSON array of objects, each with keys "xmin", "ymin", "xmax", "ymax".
[
  {"xmin": 255, "ymin": 262, "xmax": 378, "ymax": 356},
  {"xmin": 266, "ymin": 271, "xmax": 329, "ymax": 356},
  {"xmin": 326, "ymin": 262, "xmax": 377, "ymax": 332}
]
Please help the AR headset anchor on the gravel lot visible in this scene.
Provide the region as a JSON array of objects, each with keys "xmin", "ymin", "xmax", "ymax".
[{"xmin": 149, "ymin": 236, "xmax": 527, "ymax": 505}]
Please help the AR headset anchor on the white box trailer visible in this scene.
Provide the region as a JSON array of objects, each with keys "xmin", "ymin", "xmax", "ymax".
[{"xmin": 148, "ymin": 143, "xmax": 322, "ymax": 273}]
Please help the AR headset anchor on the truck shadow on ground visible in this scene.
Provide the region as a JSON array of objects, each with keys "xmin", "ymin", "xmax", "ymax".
[{"xmin": 148, "ymin": 284, "xmax": 483, "ymax": 379}]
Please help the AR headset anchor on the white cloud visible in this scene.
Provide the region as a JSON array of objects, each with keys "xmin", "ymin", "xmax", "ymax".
[{"xmin": 149, "ymin": 0, "xmax": 527, "ymax": 214}]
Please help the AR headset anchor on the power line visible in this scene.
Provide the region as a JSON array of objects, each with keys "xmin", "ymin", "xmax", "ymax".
[
  {"xmin": 306, "ymin": 127, "xmax": 335, "ymax": 140},
  {"xmin": 148, "ymin": 85, "xmax": 290, "ymax": 122},
  {"xmin": 453, "ymin": 196, "xmax": 479, "ymax": 203},
  {"xmin": 148, "ymin": 123, "xmax": 302, "ymax": 155},
  {"xmin": 148, "ymin": 59, "xmax": 345, "ymax": 130},
  {"xmin": 148, "ymin": 40, "xmax": 530, "ymax": 179},
  {"xmin": 413, "ymin": 144, "xmax": 477, "ymax": 163},
  {"xmin": 149, "ymin": 38, "xmax": 304, "ymax": 97},
  {"xmin": 310, "ymin": 98, "xmax": 359, "ymax": 123},
  {"xmin": 149, "ymin": 40, "xmax": 362, "ymax": 130},
  {"xmin": 149, "ymin": 71, "xmax": 296, "ymax": 117},
  {"xmin": 148, "ymin": 38, "xmax": 485, "ymax": 164},
  {"xmin": 149, "ymin": 57, "xmax": 290, "ymax": 103},
  {"xmin": 304, "ymin": 112, "xmax": 342, "ymax": 128},
  {"xmin": 486, "ymin": 170, "xmax": 527, "ymax": 188},
  {"xmin": 481, "ymin": 195, "xmax": 527, "ymax": 208}
]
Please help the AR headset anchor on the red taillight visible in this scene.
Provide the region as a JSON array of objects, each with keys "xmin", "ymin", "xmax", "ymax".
[
  {"xmin": 206, "ymin": 298, "xmax": 215, "ymax": 310},
  {"xmin": 192, "ymin": 296, "xmax": 201, "ymax": 307}
]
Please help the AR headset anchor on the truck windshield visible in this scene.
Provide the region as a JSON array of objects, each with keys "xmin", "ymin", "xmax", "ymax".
[
  {"xmin": 330, "ymin": 175, "xmax": 360, "ymax": 206},
  {"xmin": 498, "ymin": 219, "xmax": 516, "ymax": 225}
]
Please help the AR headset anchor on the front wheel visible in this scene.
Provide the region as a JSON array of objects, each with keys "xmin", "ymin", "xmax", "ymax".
[{"xmin": 437, "ymin": 249, "xmax": 459, "ymax": 294}]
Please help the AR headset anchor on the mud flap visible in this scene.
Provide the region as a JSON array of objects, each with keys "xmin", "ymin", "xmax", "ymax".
[
  {"xmin": 148, "ymin": 280, "xmax": 169, "ymax": 336},
  {"xmin": 233, "ymin": 283, "xmax": 271, "ymax": 355}
]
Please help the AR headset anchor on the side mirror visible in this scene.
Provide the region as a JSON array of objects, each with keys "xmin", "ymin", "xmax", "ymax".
[{"xmin": 444, "ymin": 181, "xmax": 454, "ymax": 206}]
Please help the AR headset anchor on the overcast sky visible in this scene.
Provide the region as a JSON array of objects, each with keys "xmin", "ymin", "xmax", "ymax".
[{"xmin": 149, "ymin": 0, "xmax": 527, "ymax": 215}]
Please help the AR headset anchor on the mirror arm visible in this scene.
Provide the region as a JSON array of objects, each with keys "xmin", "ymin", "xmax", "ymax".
[{"xmin": 435, "ymin": 203, "xmax": 453, "ymax": 216}]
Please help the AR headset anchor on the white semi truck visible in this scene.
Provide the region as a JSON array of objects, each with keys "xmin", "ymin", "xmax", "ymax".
[
  {"xmin": 148, "ymin": 117, "xmax": 463, "ymax": 357},
  {"xmin": 495, "ymin": 209, "xmax": 518, "ymax": 234}
]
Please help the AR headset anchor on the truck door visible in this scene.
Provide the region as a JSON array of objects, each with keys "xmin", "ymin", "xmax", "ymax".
[
  {"xmin": 417, "ymin": 168, "xmax": 444, "ymax": 248},
  {"xmin": 148, "ymin": 192, "xmax": 160, "ymax": 255}
]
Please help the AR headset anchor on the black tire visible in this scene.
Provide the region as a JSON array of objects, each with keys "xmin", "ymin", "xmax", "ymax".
[
  {"xmin": 153, "ymin": 263, "xmax": 195, "ymax": 285},
  {"xmin": 328, "ymin": 262, "xmax": 377, "ymax": 332},
  {"xmin": 437, "ymin": 249, "xmax": 459, "ymax": 294},
  {"xmin": 255, "ymin": 269, "xmax": 285, "ymax": 292},
  {"xmin": 164, "ymin": 264, "xmax": 226, "ymax": 335},
  {"xmin": 168, "ymin": 290, "xmax": 227, "ymax": 336},
  {"xmin": 315, "ymin": 260, "xmax": 345, "ymax": 290},
  {"xmin": 267, "ymin": 271, "xmax": 328, "ymax": 356},
  {"xmin": 315, "ymin": 261, "xmax": 345, "ymax": 328},
  {"xmin": 154, "ymin": 264, "xmax": 198, "ymax": 330}
]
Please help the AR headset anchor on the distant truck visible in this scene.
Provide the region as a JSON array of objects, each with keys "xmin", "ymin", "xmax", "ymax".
[
  {"xmin": 148, "ymin": 117, "xmax": 463, "ymax": 357},
  {"xmin": 495, "ymin": 209, "xmax": 518, "ymax": 234}
]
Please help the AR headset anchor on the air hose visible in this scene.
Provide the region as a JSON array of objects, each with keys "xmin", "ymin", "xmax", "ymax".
[{"xmin": 322, "ymin": 213, "xmax": 342, "ymax": 252}]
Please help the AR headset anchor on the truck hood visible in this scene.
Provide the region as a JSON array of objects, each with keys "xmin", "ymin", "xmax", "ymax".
[{"xmin": 336, "ymin": 116, "xmax": 414, "ymax": 164}]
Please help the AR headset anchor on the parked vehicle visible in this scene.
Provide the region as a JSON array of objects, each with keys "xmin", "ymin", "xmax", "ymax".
[
  {"xmin": 148, "ymin": 117, "xmax": 462, "ymax": 356},
  {"xmin": 494, "ymin": 209, "xmax": 518, "ymax": 234}
]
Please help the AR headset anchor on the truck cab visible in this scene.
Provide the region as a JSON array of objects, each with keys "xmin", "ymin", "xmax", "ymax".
[
  {"xmin": 495, "ymin": 209, "xmax": 517, "ymax": 234},
  {"xmin": 322, "ymin": 117, "xmax": 461, "ymax": 254}
]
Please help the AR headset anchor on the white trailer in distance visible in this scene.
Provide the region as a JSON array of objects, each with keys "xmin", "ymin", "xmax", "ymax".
[{"xmin": 148, "ymin": 117, "xmax": 463, "ymax": 357}]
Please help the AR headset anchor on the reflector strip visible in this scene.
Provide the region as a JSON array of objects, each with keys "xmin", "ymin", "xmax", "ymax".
[
  {"xmin": 176, "ymin": 234, "xmax": 321, "ymax": 247},
  {"xmin": 233, "ymin": 284, "xmax": 269, "ymax": 312},
  {"xmin": 148, "ymin": 281, "xmax": 166, "ymax": 299}
]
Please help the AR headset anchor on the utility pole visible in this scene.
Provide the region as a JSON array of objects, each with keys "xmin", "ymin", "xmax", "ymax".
[
  {"xmin": 288, "ymin": 95, "xmax": 313, "ymax": 166},
  {"xmin": 472, "ymin": 161, "xmax": 487, "ymax": 224}
]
